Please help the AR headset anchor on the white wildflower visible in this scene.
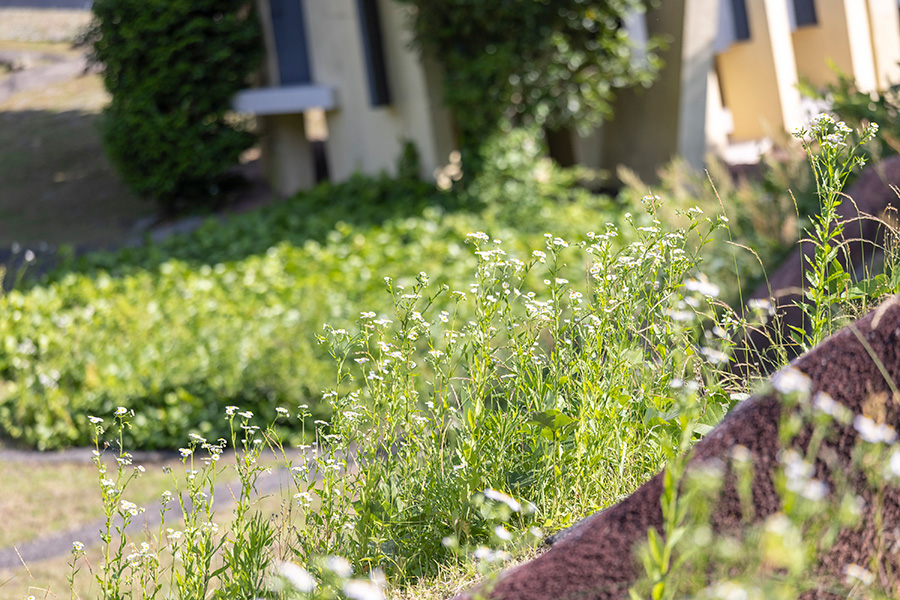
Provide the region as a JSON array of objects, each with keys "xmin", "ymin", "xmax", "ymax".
[
  {"xmin": 279, "ymin": 561, "xmax": 317, "ymax": 592},
  {"xmin": 343, "ymin": 579, "xmax": 384, "ymax": 600},
  {"xmin": 325, "ymin": 555, "xmax": 353, "ymax": 578},
  {"xmin": 483, "ymin": 489, "xmax": 522, "ymax": 512},
  {"xmin": 844, "ymin": 563, "xmax": 874, "ymax": 586},
  {"xmin": 684, "ymin": 275, "xmax": 720, "ymax": 298},
  {"xmin": 854, "ymin": 415, "xmax": 897, "ymax": 444},
  {"xmin": 773, "ymin": 367, "xmax": 812, "ymax": 397}
]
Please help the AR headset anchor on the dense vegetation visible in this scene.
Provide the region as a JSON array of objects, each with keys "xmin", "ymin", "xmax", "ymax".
[
  {"xmin": 0, "ymin": 131, "xmax": 807, "ymax": 451},
  {"xmin": 395, "ymin": 0, "xmax": 662, "ymax": 173},
  {"xmin": 54, "ymin": 119, "xmax": 900, "ymax": 600},
  {"xmin": 6, "ymin": 116, "xmax": 899, "ymax": 599},
  {"xmin": 88, "ymin": 0, "xmax": 263, "ymax": 213}
]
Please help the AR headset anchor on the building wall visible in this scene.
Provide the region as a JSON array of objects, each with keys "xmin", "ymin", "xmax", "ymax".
[
  {"xmin": 792, "ymin": 0, "xmax": 877, "ymax": 92},
  {"xmin": 866, "ymin": 0, "xmax": 900, "ymax": 89},
  {"xmin": 249, "ymin": 0, "xmax": 900, "ymax": 194},
  {"xmin": 716, "ymin": 0, "xmax": 803, "ymax": 141},
  {"xmin": 597, "ymin": 0, "xmax": 720, "ymax": 181},
  {"xmin": 304, "ymin": 0, "xmax": 453, "ymax": 183}
]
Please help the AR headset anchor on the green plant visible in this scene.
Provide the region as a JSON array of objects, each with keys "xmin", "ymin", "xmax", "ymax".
[
  {"xmin": 792, "ymin": 114, "xmax": 879, "ymax": 347},
  {"xmin": 395, "ymin": 0, "xmax": 662, "ymax": 175},
  {"xmin": 48, "ymin": 119, "xmax": 900, "ymax": 598},
  {"xmin": 618, "ymin": 156, "xmax": 800, "ymax": 309},
  {"xmin": 291, "ymin": 197, "xmax": 738, "ymax": 583},
  {"xmin": 0, "ymin": 167, "xmax": 628, "ymax": 451},
  {"xmin": 87, "ymin": 0, "xmax": 263, "ymax": 214},
  {"xmin": 626, "ymin": 114, "xmax": 897, "ymax": 600},
  {"xmin": 801, "ymin": 70, "xmax": 899, "ymax": 160}
]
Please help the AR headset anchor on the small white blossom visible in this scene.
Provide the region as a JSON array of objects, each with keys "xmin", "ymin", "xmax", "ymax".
[
  {"xmin": 325, "ymin": 555, "xmax": 353, "ymax": 578},
  {"xmin": 844, "ymin": 563, "xmax": 874, "ymax": 586},
  {"xmin": 684, "ymin": 275, "xmax": 720, "ymax": 298},
  {"xmin": 854, "ymin": 415, "xmax": 897, "ymax": 444},
  {"xmin": 343, "ymin": 579, "xmax": 384, "ymax": 600},
  {"xmin": 120, "ymin": 500, "xmax": 140, "ymax": 516},
  {"xmin": 483, "ymin": 489, "xmax": 522, "ymax": 512},
  {"xmin": 773, "ymin": 367, "xmax": 812, "ymax": 397},
  {"xmin": 279, "ymin": 561, "xmax": 317, "ymax": 592}
]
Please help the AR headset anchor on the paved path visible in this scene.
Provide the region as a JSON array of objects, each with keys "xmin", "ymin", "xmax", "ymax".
[
  {"xmin": 0, "ymin": 467, "xmax": 293, "ymax": 569},
  {"xmin": 0, "ymin": 6, "xmax": 91, "ymax": 43},
  {"xmin": 0, "ymin": 52, "xmax": 87, "ymax": 103}
]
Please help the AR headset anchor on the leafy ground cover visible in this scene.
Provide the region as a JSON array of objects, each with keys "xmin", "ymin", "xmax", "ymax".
[{"xmin": 0, "ymin": 146, "xmax": 797, "ymax": 451}]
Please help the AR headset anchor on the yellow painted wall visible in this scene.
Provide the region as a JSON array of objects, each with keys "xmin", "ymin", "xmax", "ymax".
[
  {"xmin": 866, "ymin": 0, "xmax": 900, "ymax": 89},
  {"xmin": 716, "ymin": 0, "xmax": 802, "ymax": 140},
  {"xmin": 792, "ymin": 0, "xmax": 877, "ymax": 91}
]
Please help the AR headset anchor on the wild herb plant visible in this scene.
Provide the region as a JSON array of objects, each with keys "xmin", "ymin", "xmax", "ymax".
[
  {"xmin": 56, "ymin": 113, "xmax": 900, "ymax": 600},
  {"xmin": 74, "ymin": 408, "xmax": 290, "ymax": 599},
  {"xmin": 296, "ymin": 196, "xmax": 740, "ymax": 583},
  {"xmin": 792, "ymin": 114, "xmax": 879, "ymax": 346},
  {"xmin": 628, "ymin": 115, "xmax": 899, "ymax": 600}
]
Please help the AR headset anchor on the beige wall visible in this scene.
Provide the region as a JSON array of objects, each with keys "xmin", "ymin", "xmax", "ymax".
[
  {"xmin": 599, "ymin": 0, "xmax": 719, "ymax": 181},
  {"xmin": 716, "ymin": 0, "xmax": 803, "ymax": 141},
  {"xmin": 866, "ymin": 0, "xmax": 900, "ymax": 89},
  {"xmin": 792, "ymin": 0, "xmax": 877, "ymax": 92},
  {"xmin": 252, "ymin": 0, "xmax": 900, "ymax": 194},
  {"xmin": 304, "ymin": 0, "xmax": 454, "ymax": 184}
]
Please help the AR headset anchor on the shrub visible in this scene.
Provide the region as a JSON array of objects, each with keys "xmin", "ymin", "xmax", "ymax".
[
  {"xmin": 87, "ymin": 0, "xmax": 263, "ymax": 213},
  {"xmin": 395, "ymin": 0, "xmax": 662, "ymax": 174}
]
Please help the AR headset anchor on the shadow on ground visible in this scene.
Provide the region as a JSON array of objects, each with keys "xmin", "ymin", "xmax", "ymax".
[{"xmin": 0, "ymin": 107, "xmax": 152, "ymax": 249}]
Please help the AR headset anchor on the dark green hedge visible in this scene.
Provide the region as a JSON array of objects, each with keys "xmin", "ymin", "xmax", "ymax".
[{"xmin": 88, "ymin": 0, "xmax": 263, "ymax": 213}]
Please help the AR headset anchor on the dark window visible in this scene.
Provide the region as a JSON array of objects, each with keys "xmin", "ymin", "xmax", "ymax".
[
  {"xmin": 356, "ymin": 0, "xmax": 391, "ymax": 106},
  {"xmin": 793, "ymin": 0, "xmax": 818, "ymax": 27},
  {"xmin": 270, "ymin": 0, "xmax": 312, "ymax": 85},
  {"xmin": 731, "ymin": 0, "xmax": 751, "ymax": 41}
]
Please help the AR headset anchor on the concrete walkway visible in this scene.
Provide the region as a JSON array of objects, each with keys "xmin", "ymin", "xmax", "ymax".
[{"xmin": 0, "ymin": 51, "xmax": 87, "ymax": 103}]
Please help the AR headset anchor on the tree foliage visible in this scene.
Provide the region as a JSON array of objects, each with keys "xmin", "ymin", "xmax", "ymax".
[
  {"xmin": 88, "ymin": 0, "xmax": 263, "ymax": 213},
  {"xmin": 396, "ymin": 0, "xmax": 663, "ymax": 172}
]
